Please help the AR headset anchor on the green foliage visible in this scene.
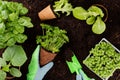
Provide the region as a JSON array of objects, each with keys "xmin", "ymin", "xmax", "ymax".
[
  {"xmin": 53, "ymin": 0, "xmax": 73, "ymax": 17},
  {"xmin": 0, "ymin": 0, "xmax": 33, "ymax": 49},
  {"xmin": 72, "ymin": 5, "xmax": 106, "ymax": 34},
  {"xmin": 83, "ymin": 40, "xmax": 120, "ymax": 79},
  {"xmin": 0, "ymin": 45, "xmax": 27, "ymax": 80},
  {"xmin": 36, "ymin": 23, "xmax": 69, "ymax": 53}
]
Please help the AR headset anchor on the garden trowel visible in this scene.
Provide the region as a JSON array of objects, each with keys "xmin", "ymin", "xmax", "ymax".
[{"xmin": 66, "ymin": 53, "xmax": 95, "ymax": 80}]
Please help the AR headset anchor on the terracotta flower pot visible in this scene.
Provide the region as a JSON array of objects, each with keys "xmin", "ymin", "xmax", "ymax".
[
  {"xmin": 40, "ymin": 48, "xmax": 57, "ymax": 66},
  {"xmin": 38, "ymin": 5, "xmax": 57, "ymax": 21}
]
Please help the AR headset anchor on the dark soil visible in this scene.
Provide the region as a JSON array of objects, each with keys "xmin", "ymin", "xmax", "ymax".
[{"xmin": 8, "ymin": 0, "xmax": 120, "ymax": 80}]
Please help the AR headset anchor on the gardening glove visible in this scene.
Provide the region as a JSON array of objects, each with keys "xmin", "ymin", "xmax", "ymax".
[
  {"xmin": 34, "ymin": 62, "xmax": 53, "ymax": 80},
  {"xmin": 76, "ymin": 69, "xmax": 94, "ymax": 80},
  {"xmin": 76, "ymin": 73, "xmax": 82, "ymax": 80},
  {"xmin": 27, "ymin": 45, "xmax": 54, "ymax": 80}
]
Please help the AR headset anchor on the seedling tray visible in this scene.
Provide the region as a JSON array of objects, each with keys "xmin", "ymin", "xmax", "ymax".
[{"xmin": 83, "ymin": 38, "xmax": 120, "ymax": 80}]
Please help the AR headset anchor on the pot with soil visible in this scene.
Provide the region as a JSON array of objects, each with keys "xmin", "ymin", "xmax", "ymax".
[
  {"xmin": 0, "ymin": 45, "xmax": 27, "ymax": 80},
  {"xmin": 36, "ymin": 23, "xmax": 69, "ymax": 66},
  {"xmin": 38, "ymin": 0, "xmax": 73, "ymax": 21}
]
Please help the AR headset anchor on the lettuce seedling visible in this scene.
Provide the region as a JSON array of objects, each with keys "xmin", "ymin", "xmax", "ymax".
[
  {"xmin": 83, "ymin": 38, "xmax": 120, "ymax": 79},
  {"xmin": 36, "ymin": 23, "xmax": 69, "ymax": 53},
  {"xmin": 0, "ymin": 45, "xmax": 27, "ymax": 80},
  {"xmin": 73, "ymin": 5, "xmax": 106, "ymax": 34},
  {"xmin": 53, "ymin": 0, "xmax": 73, "ymax": 17},
  {"xmin": 0, "ymin": 1, "xmax": 33, "ymax": 49}
]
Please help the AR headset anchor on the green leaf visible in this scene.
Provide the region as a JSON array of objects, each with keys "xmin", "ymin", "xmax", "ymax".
[
  {"xmin": 10, "ymin": 45, "xmax": 27, "ymax": 66},
  {"xmin": 1, "ymin": 10, "xmax": 9, "ymax": 20},
  {"xmin": 88, "ymin": 6, "xmax": 104, "ymax": 17},
  {"xmin": 73, "ymin": 7, "xmax": 89, "ymax": 20},
  {"xmin": 10, "ymin": 67, "xmax": 22, "ymax": 77},
  {"xmin": 2, "ymin": 64, "xmax": 10, "ymax": 72},
  {"xmin": 92, "ymin": 16, "xmax": 106, "ymax": 34},
  {"xmin": 3, "ymin": 45, "xmax": 27, "ymax": 66},
  {"xmin": 18, "ymin": 17, "xmax": 33, "ymax": 28},
  {"xmin": 0, "ymin": 22, "xmax": 5, "ymax": 34},
  {"xmin": 53, "ymin": 0, "xmax": 73, "ymax": 16},
  {"xmin": 15, "ymin": 34, "xmax": 27, "ymax": 43},
  {"xmin": 0, "ymin": 58, "xmax": 6, "ymax": 67},
  {"xmin": 0, "ymin": 70, "xmax": 6, "ymax": 80},
  {"xmin": 6, "ymin": 38, "xmax": 16, "ymax": 46},
  {"xmin": 8, "ymin": 13, "xmax": 18, "ymax": 21},
  {"xmin": 19, "ymin": 7, "xmax": 28, "ymax": 15},
  {"xmin": 86, "ymin": 16, "xmax": 96, "ymax": 25},
  {"xmin": 2, "ymin": 46, "xmax": 15, "ymax": 61}
]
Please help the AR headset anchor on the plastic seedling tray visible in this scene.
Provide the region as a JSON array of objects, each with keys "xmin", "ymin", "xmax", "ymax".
[{"xmin": 83, "ymin": 38, "xmax": 120, "ymax": 80}]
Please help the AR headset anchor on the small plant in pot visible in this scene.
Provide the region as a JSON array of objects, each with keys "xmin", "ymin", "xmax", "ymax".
[
  {"xmin": 0, "ymin": 45, "xmax": 27, "ymax": 80},
  {"xmin": 36, "ymin": 23, "xmax": 69, "ymax": 66},
  {"xmin": 38, "ymin": 0, "xmax": 73, "ymax": 21}
]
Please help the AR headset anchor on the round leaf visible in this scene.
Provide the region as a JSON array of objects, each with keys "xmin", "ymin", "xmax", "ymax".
[
  {"xmin": 0, "ymin": 58, "xmax": 6, "ymax": 67},
  {"xmin": 0, "ymin": 70, "xmax": 6, "ymax": 80},
  {"xmin": 92, "ymin": 16, "xmax": 106, "ymax": 34},
  {"xmin": 73, "ymin": 7, "xmax": 89, "ymax": 20},
  {"xmin": 88, "ymin": 6, "xmax": 104, "ymax": 17},
  {"xmin": 11, "ymin": 45, "xmax": 27, "ymax": 66},
  {"xmin": 86, "ymin": 16, "xmax": 96, "ymax": 25},
  {"xmin": 10, "ymin": 67, "xmax": 22, "ymax": 77}
]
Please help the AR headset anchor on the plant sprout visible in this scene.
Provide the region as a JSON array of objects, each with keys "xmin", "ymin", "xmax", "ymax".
[
  {"xmin": 83, "ymin": 39, "xmax": 120, "ymax": 79},
  {"xmin": 73, "ymin": 5, "xmax": 107, "ymax": 34}
]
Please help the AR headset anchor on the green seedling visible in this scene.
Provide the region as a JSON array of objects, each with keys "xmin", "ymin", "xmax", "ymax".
[
  {"xmin": 0, "ymin": 45, "xmax": 27, "ymax": 80},
  {"xmin": 83, "ymin": 38, "xmax": 120, "ymax": 80},
  {"xmin": 0, "ymin": 0, "xmax": 33, "ymax": 49},
  {"xmin": 53, "ymin": 0, "xmax": 73, "ymax": 17},
  {"xmin": 73, "ymin": 5, "xmax": 106, "ymax": 34}
]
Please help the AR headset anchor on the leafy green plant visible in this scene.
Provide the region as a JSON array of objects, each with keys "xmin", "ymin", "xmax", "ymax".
[
  {"xmin": 53, "ymin": 0, "xmax": 73, "ymax": 17},
  {"xmin": 0, "ymin": 45, "xmax": 27, "ymax": 80},
  {"xmin": 83, "ymin": 38, "xmax": 120, "ymax": 79},
  {"xmin": 36, "ymin": 23, "xmax": 69, "ymax": 53},
  {"xmin": 0, "ymin": 0, "xmax": 33, "ymax": 49},
  {"xmin": 73, "ymin": 5, "xmax": 107, "ymax": 34}
]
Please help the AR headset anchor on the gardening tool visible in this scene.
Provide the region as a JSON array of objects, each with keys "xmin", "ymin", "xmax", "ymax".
[
  {"xmin": 27, "ymin": 45, "xmax": 54, "ymax": 80},
  {"xmin": 66, "ymin": 53, "xmax": 95, "ymax": 80}
]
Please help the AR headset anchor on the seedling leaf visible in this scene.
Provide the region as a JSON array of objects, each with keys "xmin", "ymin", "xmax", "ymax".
[
  {"xmin": 10, "ymin": 67, "xmax": 22, "ymax": 77},
  {"xmin": 92, "ymin": 16, "xmax": 106, "ymax": 34},
  {"xmin": 73, "ymin": 7, "xmax": 89, "ymax": 20}
]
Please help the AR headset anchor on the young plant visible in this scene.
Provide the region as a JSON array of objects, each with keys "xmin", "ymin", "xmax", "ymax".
[
  {"xmin": 36, "ymin": 23, "xmax": 69, "ymax": 53},
  {"xmin": 38, "ymin": 0, "xmax": 73, "ymax": 20},
  {"xmin": 53, "ymin": 0, "xmax": 73, "ymax": 17},
  {"xmin": 83, "ymin": 38, "xmax": 120, "ymax": 79},
  {"xmin": 73, "ymin": 5, "xmax": 107, "ymax": 34},
  {"xmin": 0, "ymin": 1, "xmax": 33, "ymax": 49},
  {"xmin": 0, "ymin": 45, "xmax": 27, "ymax": 80}
]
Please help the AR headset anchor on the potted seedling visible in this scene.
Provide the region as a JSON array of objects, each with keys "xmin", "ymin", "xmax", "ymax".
[
  {"xmin": 36, "ymin": 23, "xmax": 69, "ymax": 66},
  {"xmin": 72, "ymin": 4, "xmax": 108, "ymax": 34},
  {"xmin": 38, "ymin": 0, "xmax": 73, "ymax": 21},
  {"xmin": 83, "ymin": 38, "xmax": 120, "ymax": 80},
  {"xmin": 0, "ymin": 0, "xmax": 33, "ymax": 49},
  {"xmin": 0, "ymin": 45, "xmax": 27, "ymax": 80}
]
